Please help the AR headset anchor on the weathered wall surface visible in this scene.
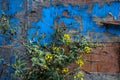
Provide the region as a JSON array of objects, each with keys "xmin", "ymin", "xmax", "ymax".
[
  {"xmin": 27, "ymin": 0, "xmax": 120, "ymax": 42},
  {"xmin": 83, "ymin": 42, "xmax": 120, "ymax": 73},
  {"xmin": 0, "ymin": 0, "xmax": 120, "ymax": 43},
  {"xmin": 0, "ymin": 0, "xmax": 120, "ymax": 80}
]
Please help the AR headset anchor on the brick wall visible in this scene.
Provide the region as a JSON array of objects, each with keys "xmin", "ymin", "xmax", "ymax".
[
  {"xmin": 68, "ymin": 42, "xmax": 120, "ymax": 73},
  {"xmin": 83, "ymin": 42, "xmax": 120, "ymax": 73}
]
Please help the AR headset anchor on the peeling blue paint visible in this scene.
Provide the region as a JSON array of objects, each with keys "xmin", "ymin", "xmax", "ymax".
[
  {"xmin": 0, "ymin": 37, "xmax": 4, "ymax": 45},
  {"xmin": 58, "ymin": 17, "xmax": 80, "ymax": 28},
  {"xmin": 108, "ymin": 2, "xmax": 120, "ymax": 19},
  {"xmin": 29, "ymin": 0, "xmax": 32, "ymax": 4},
  {"xmin": 29, "ymin": 0, "xmax": 33, "ymax": 12},
  {"xmin": 0, "ymin": 0, "xmax": 24, "ymax": 79},
  {"xmin": 92, "ymin": 2, "xmax": 109, "ymax": 18},
  {"xmin": 0, "ymin": 1, "xmax": 119, "ymax": 44},
  {"xmin": 0, "ymin": 0, "xmax": 2, "ymax": 14},
  {"xmin": 28, "ymin": 20, "xmax": 54, "ymax": 43},
  {"xmin": 5, "ymin": 0, "xmax": 24, "ymax": 15},
  {"xmin": 28, "ymin": 2, "xmax": 120, "ymax": 43},
  {"xmin": 92, "ymin": 2, "xmax": 120, "ymax": 19},
  {"xmin": 10, "ymin": 18, "xmax": 19, "ymax": 27}
]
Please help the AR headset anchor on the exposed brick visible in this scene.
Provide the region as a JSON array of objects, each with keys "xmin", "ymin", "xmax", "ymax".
[{"xmin": 82, "ymin": 42, "xmax": 120, "ymax": 73}]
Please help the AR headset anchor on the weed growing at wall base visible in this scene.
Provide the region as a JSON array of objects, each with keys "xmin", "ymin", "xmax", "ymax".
[{"xmin": 11, "ymin": 26, "xmax": 95, "ymax": 80}]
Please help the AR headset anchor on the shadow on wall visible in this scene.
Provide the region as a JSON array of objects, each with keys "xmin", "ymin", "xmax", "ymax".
[{"xmin": 106, "ymin": 25, "xmax": 120, "ymax": 35}]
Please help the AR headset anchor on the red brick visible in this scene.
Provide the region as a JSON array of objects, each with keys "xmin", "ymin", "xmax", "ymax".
[{"xmin": 82, "ymin": 42, "xmax": 120, "ymax": 73}]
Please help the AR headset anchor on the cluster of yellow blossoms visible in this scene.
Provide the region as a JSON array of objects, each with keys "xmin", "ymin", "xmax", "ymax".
[
  {"xmin": 62, "ymin": 34, "xmax": 71, "ymax": 43},
  {"xmin": 74, "ymin": 72, "xmax": 84, "ymax": 80},
  {"xmin": 43, "ymin": 34, "xmax": 90, "ymax": 80},
  {"xmin": 61, "ymin": 68, "xmax": 69, "ymax": 74},
  {"xmin": 52, "ymin": 47, "xmax": 60, "ymax": 53},
  {"xmin": 45, "ymin": 53, "xmax": 53, "ymax": 61},
  {"xmin": 84, "ymin": 46, "xmax": 91, "ymax": 53},
  {"xmin": 76, "ymin": 59, "xmax": 84, "ymax": 67},
  {"xmin": 76, "ymin": 55, "xmax": 84, "ymax": 67}
]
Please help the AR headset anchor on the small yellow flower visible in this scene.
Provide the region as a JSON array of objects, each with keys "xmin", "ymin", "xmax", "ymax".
[
  {"xmin": 80, "ymin": 78, "xmax": 84, "ymax": 80},
  {"xmin": 73, "ymin": 72, "xmax": 84, "ymax": 80},
  {"xmin": 53, "ymin": 47, "xmax": 60, "ymax": 53},
  {"xmin": 76, "ymin": 59, "xmax": 84, "ymax": 67},
  {"xmin": 84, "ymin": 46, "xmax": 91, "ymax": 53},
  {"xmin": 62, "ymin": 34, "xmax": 71, "ymax": 43},
  {"xmin": 77, "ymin": 72, "xmax": 84, "ymax": 77},
  {"xmin": 45, "ymin": 53, "xmax": 53, "ymax": 61},
  {"xmin": 73, "ymin": 76, "xmax": 77, "ymax": 79},
  {"xmin": 61, "ymin": 68, "xmax": 69, "ymax": 73}
]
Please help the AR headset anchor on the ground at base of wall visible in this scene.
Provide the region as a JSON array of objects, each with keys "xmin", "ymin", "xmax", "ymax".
[{"xmin": 84, "ymin": 72, "xmax": 120, "ymax": 80}]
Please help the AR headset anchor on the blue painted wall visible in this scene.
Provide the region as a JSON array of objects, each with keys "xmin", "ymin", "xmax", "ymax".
[
  {"xmin": 0, "ymin": 0, "xmax": 120, "ymax": 80},
  {"xmin": 0, "ymin": 0, "xmax": 24, "ymax": 80},
  {"xmin": 0, "ymin": 0, "xmax": 24, "ymax": 45},
  {"xmin": 0, "ymin": 0, "xmax": 120, "ymax": 44},
  {"xmin": 27, "ymin": 1, "xmax": 120, "ymax": 43}
]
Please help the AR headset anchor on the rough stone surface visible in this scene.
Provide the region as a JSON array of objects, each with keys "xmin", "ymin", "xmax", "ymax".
[{"xmin": 84, "ymin": 72, "xmax": 120, "ymax": 80}]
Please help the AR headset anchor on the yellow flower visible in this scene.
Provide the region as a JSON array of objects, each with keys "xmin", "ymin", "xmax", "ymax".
[
  {"xmin": 76, "ymin": 59, "xmax": 84, "ymax": 67},
  {"xmin": 45, "ymin": 53, "xmax": 53, "ymax": 61},
  {"xmin": 62, "ymin": 34, "xmax": 71, "ymax": 43},
  {"xmin": 80, "ymin": 78, "xmax": 84, "ymax": 80},
  {"xmin": 53, "ymin": 47, "xmax": 60, "ymax": 53},
  {"xmin": 84, "ymin": 46, "xmax": 91, "ymax": 53},
  {"xmin": 73, "ymin": 76, "xmax": 77, "ymax": 79},
  {"xmin": 61, "ymin": 68, "xmax": 69, "ymax": 73},
  {"xmin": 77, "ymin": 72, "xmax": 84, "ymax": 77},
  {"xmin": 73, "ymin": 72, "xmax": 84, "ymax": 80}
]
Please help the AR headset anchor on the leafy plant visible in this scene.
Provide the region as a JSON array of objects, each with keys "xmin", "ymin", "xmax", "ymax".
[
  {"xmin": 0, "ymin": 11, "xmax": 102, "ymax": 80},
  {"xmin": 12, "ymin": 26, "xmax": 94, "ymax": 80}
]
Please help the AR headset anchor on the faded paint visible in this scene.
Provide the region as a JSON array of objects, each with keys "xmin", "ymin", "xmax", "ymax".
[
  {"xmin": 0, "ymin": 0, "xmax": 25, "ymax": 79},
  {"xmin": 5, "ymin": 0, "xmax": 24, "ymax": 15},
  {"xmin": 0, "ymin": 0, "xmax": 2, "ymax": 14},
  {"xmin": 28, "ymin": 1, "xmax": 120, "ymax": 43}
]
